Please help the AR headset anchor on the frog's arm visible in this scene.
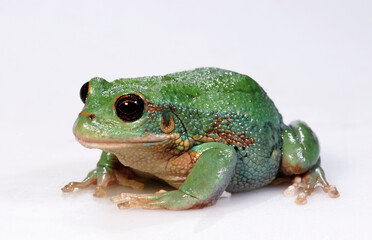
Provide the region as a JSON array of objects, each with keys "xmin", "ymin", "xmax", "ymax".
[
  {"xmin": 111, "ymin": 142, "xmax": 237, "ymax": 210},
  {"xmin": 279, "ymin": 121, "xmax": 339, "ymax": 204},
  {"xmin": 62, "ymin": 151, "xmax": 144, "ymax": 197}
]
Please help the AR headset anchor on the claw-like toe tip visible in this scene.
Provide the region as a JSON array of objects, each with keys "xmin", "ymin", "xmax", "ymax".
[
  {"xmin": 61, "ymin": 185, "xmax": 74, "ymax": 193},
  {"xmin": 284, "ymin": 185, "xmax": 296, "ymax": 196},
  {"xmin": 327, "ymin": 186, "xmax": 340, "ymax": 198},
  {"xmin": 295, "ymin": 193, "xmax": 308, "ymax": 205}
]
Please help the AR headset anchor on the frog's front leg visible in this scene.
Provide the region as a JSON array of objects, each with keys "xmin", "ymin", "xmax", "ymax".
[
  {"xmin": 280, "ymin": 121, "xmax": 340, "ymax": 204},
  {"xmin": 111, "ymin": 142, "xmax": 237, "ymax": 210},
  {"xmin": 62, "ymin": 151, "xmax": 144, "ymax": 197}
]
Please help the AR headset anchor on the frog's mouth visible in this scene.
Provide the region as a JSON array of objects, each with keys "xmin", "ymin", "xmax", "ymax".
[{"xmin": 75, "ymin": 134, "xmax": 169, "ymax": 150}]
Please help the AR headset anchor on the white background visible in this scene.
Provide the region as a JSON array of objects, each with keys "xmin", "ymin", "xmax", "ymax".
[{"xmin": 1, "ymin": 0, "xmax": 371, "ymax": 239}]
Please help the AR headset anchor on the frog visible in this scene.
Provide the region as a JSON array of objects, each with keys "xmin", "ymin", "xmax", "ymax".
[{"xmin": 62, "ymin": 67, "xmax": 339, "ymax": 210}]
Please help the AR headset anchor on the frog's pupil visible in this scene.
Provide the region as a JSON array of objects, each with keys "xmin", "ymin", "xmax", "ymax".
[
  {"xmin": 121, "ymin": 101, "xmax": 137, "ymax": 113},
  {"xmin": 115, "ymin": 94, "xmax": 144, "ymax": 121}
]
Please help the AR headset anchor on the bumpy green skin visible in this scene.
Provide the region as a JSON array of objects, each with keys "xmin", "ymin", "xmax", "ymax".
[
  {"xmin": 69, "ymin": 67, "xmax": 335, "ymax": 209},
  {"xmin": 162, "ymin": 69, "xmax": 283, "ymax": 191}
]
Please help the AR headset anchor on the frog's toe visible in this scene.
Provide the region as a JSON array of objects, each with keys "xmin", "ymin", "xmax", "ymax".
[
  {"xmin": 295, "ymin": 192, "xmax": 309, "ymax": 205},
  {"xmin": 283, "ymin": 176, "xmax": 302, "ymax": 196},
  {"xmin": 284, "ymin": 177, "xmax": 313, "ymax": 205},
  {"xmin": 110, "ymin": 192, "xmax": 155, "ymax": 204},
  {"xmin": 322, "ymin": 185, "xmax": 340, "ymax": 198},
  {"xmin": 283, "ymin": 176, "xmax": 310, "ymax": 204},
  {"xmin": 116, "ymin": 195, "xmax": 162, "ymax": 209},
  {"xmin": 61, "ymin": 178, "xmax": 96, "ymax": 193},
  {"xmin": 111, "ymin": 193, "xmax": 151, "ymax": 209},
  {"xmin": 61, "ymin": 183, "xmax": 75, "ymax": 192},
  {"xmin": 110, "ymin": 191, "xmax": 166, "ymax": 209}
]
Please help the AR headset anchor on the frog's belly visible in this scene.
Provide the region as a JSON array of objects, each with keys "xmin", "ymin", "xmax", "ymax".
[{"xmin": 107, "ymin": 144, "xmax": 189, "ymax": 188}]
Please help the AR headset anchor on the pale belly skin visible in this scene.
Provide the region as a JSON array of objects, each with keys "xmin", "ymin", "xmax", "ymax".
[{"xmin": 62, "ymin": 67, "xmax": 340, "ymax": 210}]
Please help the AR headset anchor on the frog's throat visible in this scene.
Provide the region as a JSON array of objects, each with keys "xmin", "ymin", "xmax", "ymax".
[{"xmin": 75, "ymin": 134, "xmax": 169, "ymax": 150}]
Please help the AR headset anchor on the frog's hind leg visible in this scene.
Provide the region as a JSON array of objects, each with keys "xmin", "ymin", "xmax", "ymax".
[
  {"xmin": 111, "ymin": 142, "xmax": 237, "ymax": 210},
  {"xmin": 280, "ymin": 121, "xmax": 339, "ymax": 204}
]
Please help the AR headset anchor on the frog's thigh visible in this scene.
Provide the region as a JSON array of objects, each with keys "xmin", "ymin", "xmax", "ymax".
[
  {"xmin": 111, "ymin": 142, "xmax": 237, "ymax": 210},
  {"xmin": 280, "ymin": 121, "xmax": 320, "ymax": 176},
  {"xmin": 280, "ymin": 121, "xmax": 339, "ymax": 204}
]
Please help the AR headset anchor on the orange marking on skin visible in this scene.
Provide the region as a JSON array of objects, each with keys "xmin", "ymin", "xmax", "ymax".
[
  {"xmin": 147, "ymin": 102, "xmax": 163, "ymax": 112},
  {"xmin": 142, "ymin": 95, "xmax": 164, "ymax": 112},
  {"xmin": 79, "ymin": 106, "xmax": 95, "ymax": 120},
  {"xmin": 202, "ymin": 118, "xmax": 254, "ymax": 147},
  {"xmin": 112, "ymin": 95, "xmax": 122, "ymax": 111},
  {"xmin": 189, "ymin": 152, "xmax": 201, "ymax": 164},
  {"xmin": 167, "ymin": 152, "xmax": 194, "ymax": 176},
  {"xmin": 87, "ymin": 83, "xmax": 91, "ymax": 98}
]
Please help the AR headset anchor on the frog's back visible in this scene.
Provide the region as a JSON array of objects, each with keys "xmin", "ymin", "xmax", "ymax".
[{"xmin": 158, "ymin": 68, "xmax": 280, "ymax": 118}]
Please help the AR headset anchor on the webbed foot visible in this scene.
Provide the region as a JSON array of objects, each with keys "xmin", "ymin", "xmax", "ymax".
[
  {"xmin": 62, "ymin": 152, "xmax": 144, "ymax": 197},
  {"xmin": 284, "ymin": 167, "xmax": 339, "ymax": 205},
  {"xmin": 111, "ymin": 189, "xmax": 208, "ymax": 210},
  {"xmin": 62, "ymin": 166, "xmax": 144, "ymax": 197}
]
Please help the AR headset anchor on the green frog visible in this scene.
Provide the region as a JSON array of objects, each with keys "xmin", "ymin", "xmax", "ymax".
[{"xmin": 62, "ymin": 67, "xmax": 339, "ymax": 210}]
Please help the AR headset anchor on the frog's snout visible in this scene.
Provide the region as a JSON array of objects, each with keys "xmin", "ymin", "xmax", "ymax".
[{"xmin": 72, "ymin": 113, "xmax": 97, "ymax": 140}]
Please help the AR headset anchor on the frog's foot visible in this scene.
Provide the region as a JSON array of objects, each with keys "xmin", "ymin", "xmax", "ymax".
[
  {"xmin": 62, "ymin": 166, "xmax": 144, "ymax": 198},
  {"xmin": 284, "ymin": 167, "xmax": 340, "ymax": 205},
  {"xmin": 62, "ymin": 168, "xmax": 115, "ymax": 197},
  {"xmin": 281, "ymin": 121, "xmax": 339, "ymax": 204},
  {"xmin": 111, "ymin": 189, "xmax": 210, "ymax": 210},
  {"xmin": 111, "ymin": 190, "xmax": 233, "ymax": 210}
]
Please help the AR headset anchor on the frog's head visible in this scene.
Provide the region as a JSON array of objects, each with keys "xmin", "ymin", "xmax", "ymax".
[{"xmin": 73, "ymin": 77, "xmax": 183, "ymax": 153}]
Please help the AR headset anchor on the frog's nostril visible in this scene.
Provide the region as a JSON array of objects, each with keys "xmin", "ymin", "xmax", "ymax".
[{"xmin": 79, "ymin": 110, "xmax": 96, "ymax": 120}]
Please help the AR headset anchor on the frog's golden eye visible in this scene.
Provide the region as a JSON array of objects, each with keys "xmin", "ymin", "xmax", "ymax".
[
  {"xmin": 114, "ymin": 94, "xmax": 145, "ymax": 122},
  {"xmin": 80, "ymin": 82, "xmax": 90, "ymax": 104}
]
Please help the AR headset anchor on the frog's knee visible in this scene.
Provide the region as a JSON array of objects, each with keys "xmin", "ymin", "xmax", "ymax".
[
  {"xmin": 179, "ymin": 142, "xmax": 237, "ymax": 203},
  {"xmin": 280, "ymin": 120, "xmax": 320, "ymax": 176}
]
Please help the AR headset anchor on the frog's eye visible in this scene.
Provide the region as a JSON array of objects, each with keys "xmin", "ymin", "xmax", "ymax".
[
  {"xmin": 80, "ymin": 82, "xmax": 90, "ymax": 104},
  {"xmin": 114, "ymin": 94, "xmax": 145, "ymax": 122}
]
